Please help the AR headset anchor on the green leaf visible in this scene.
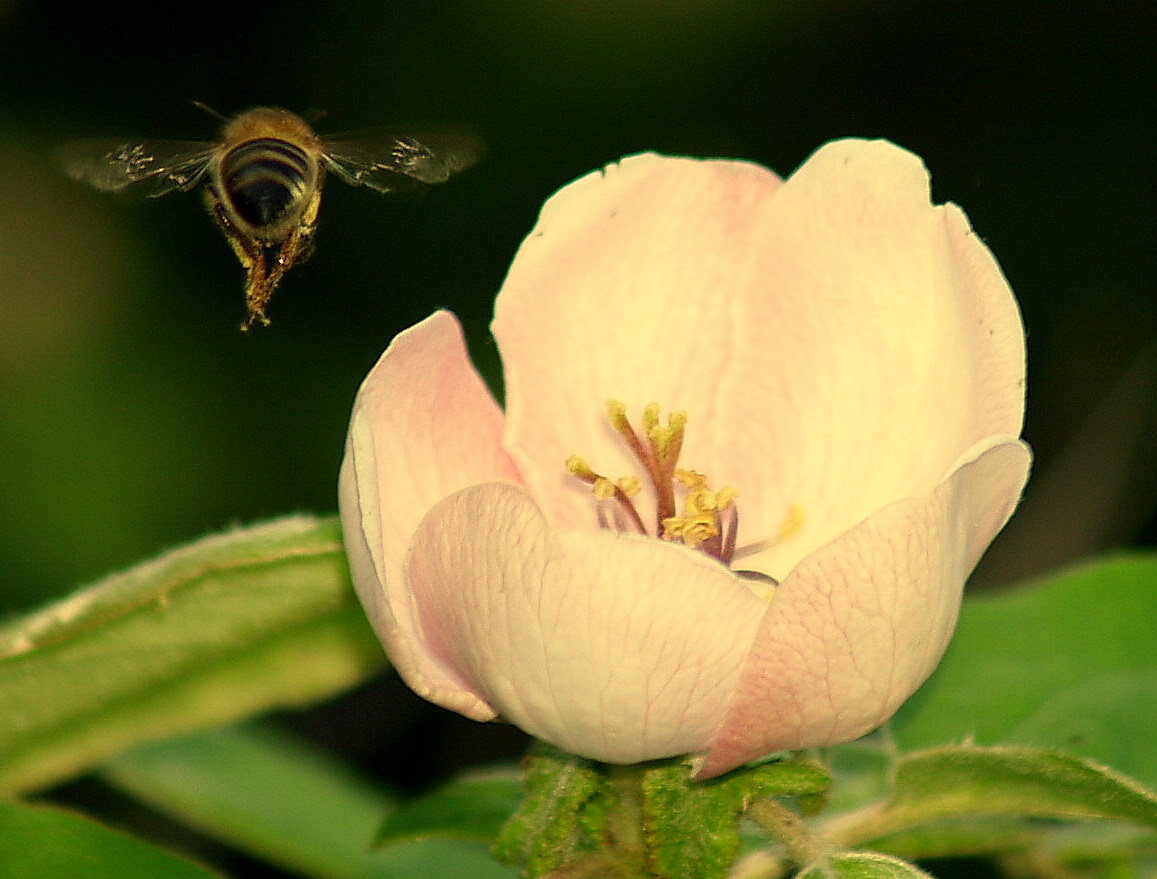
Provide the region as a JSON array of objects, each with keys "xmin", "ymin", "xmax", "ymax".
[
  {"xmin": 1022, "ymin": 820, "xmax": 1157, "ymax": 874},
  {"xmin": 644, "ymin": 758, "xmax": 830, "ymax": 879},
  {"xmin": 102, "ymin": 724, "xmax": 515, "ymax": 879},
  {"xmin": 0, "ymin": 799, "xmax": 224, "ymax": 879},
  {"xmin": 893, "ymin": 554, "xmax": 1157, "ymax": 789},
  {"xmin": 491, "ymin": 743, "xmax": 604, "ymax": 875},
  {"xmin": 0, "ymin": 515, "xmax": 387, "ymax": 796},
  {"xmin": 824, "ymin": 745, "xmax": 1157, "ymax": 855},
  {"xmin": 377, "ymin": 769, "xmax": 523, "ymax": 845},
  {"xmin": 831, "ymin": 815, "xmax": 1042, "ymax": 861},
  {"xmin": 103, "ymin": 725, "xmax": 392, "ymax": 879},
  {"xmin": 643, "ymin": 760, "xmax": 743, "ymax": 879},
  {"xmin": 797, "ymin": 852, "xmax": 935, "ymax": 878},
  {"xmin": 823, "ymin": 740, "xmax": 893, "ymax": 815}
]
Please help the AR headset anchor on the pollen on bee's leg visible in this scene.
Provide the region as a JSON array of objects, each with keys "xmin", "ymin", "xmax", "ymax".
[{"xmin": 241, "ymin": 293, "xmax": 273, "ymax": 331}]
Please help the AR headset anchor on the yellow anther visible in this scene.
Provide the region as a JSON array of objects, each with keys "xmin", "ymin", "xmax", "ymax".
[
  {"xmin": 663, "ymin": 513, "xmax": 718, "ymax": 549},
  {"xmin": 675, "ymin": 469, "xmax": 707, "ymax": 489},
  {"xmin": 607, "ymin": 400, "xmax": 629, "ymax": 427},
  {"xmin": 566, "ymin": 455, "xmax": 599, "ymax": 482},
  {"xmin": 649, "ymin": 411, "xmax": 687, "ymax": 459},
  {"xmin": 642, "ymin": 403, "xmax": 660, "ymax": 433},
  {"xmin": 715, "ymin": 486, "xmax": 739, "ymax": 510},
  {"xmin": 684, "ymin": 489, "xmax": 715, "ymax": 515},
  {"xmin": 568, "ymin": 401, "xmax": 745, "ymax": 564},
  {"xmin": 592, "ymin": 477, "xmax": 617, "ymax": 500},
  {"xmin": 682, "ymin": 517, "xmax": 718, "ymax": 549},
  {"xmin": 617, "ymin": 476, "xmax": 641, "ymax": 497}
]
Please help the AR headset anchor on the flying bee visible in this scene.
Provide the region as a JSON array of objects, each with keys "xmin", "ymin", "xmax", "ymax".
[{"xmin": 60, "ymin": 106, "xmax": 481, "ymax": 329}]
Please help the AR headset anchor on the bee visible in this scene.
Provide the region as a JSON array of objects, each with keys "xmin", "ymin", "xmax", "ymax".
[{"xmin": 60, "ymin": 106, "xmax": 481, "ymax": 329}]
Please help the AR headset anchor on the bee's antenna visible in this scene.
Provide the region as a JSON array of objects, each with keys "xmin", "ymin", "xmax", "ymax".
[{"xmin": 190, "ymin": 101, "xmax": 227, "ymax": 121}]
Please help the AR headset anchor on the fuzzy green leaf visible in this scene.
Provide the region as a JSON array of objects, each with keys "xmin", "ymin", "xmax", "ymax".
[
  {"xmin": 797, "ymin": 852, "xmax": 935, "ymax": 878},
  {"xmin": 894, "ymin": 554, "xmax": 1157, "ymax": 789},
  {"xmin": 0, "ymin": 515, "xmax": 386, "ymax": 795},
  {"xmin": 376, "ymin": 770, "xmax": 524, "ymax": 845},
  {"xmin": 644, "ymin": 758, "xmax": 830, "ymax": 879},
  {"xmin": 825, "ymin": 744, "xmax": 1157, "ymax": 856},
  {"xmin": 103, "ymin": 725, "xmax": 514, "ymax": 879},
  {"xmin": 491, "ymin": 744, "xmax": 604, "ymax": 875}
]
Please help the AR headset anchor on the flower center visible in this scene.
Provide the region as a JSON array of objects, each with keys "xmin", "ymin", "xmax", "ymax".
[{"xmin": 566, "ymin": 401, "xmax": 742, "ymax": 566}]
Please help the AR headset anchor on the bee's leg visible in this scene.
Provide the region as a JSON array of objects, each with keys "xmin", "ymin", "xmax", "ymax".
[
  {"xmin": 202, "ymin": 186, "xmax": 272, "ymax": 330},
  {"xmin": 267, "ymin": 188, "xmax": 321, "ymax": 292},
  {"xmin": 240, "ymin": 249, "xmax": 275, "ymax": 331}
]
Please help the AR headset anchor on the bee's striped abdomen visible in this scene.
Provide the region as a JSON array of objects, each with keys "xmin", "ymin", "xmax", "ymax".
[{"xmin": 220, "ymin": 137, "xmax": 312, "ymax": 230}]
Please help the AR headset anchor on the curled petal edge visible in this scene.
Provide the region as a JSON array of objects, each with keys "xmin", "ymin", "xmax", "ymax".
[
  {"xmin": 697, "ymin": 436, "xmax": 1032, "ymax": 778},
  {"xmin": 338, "ymin": 310, "xmax": 518, "ymax": 720}
]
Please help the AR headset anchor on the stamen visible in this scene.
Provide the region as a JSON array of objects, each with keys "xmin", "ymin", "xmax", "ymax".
[
  {"xmin": 662, "ymin": 479, "xmax": 738, "ymax": 560},
  {"xmin": 565, "ymin": 455, "xmax": 601, "ymax": 484},
  {"xmin": 649, "ymin": 410, "xmax": 686, "ymax": 526},
  {"xmin": 719, "ymin": 504, "xmax": 738, "ymax": 565},
  {"xmin": 591, "ymin": 477, "xmax": 617, "ymax": 500},
  {"xmin": 567, "ymin": 455, "xmax": 647, "ymax": 535},
  {"xmin": 616, "ymin": 476, "xmax": 641, "ymax": 498},
  {"xmin": 608, "ymin": 400, "xmax": 666, "ymax": 526},
  {"xmin": 597, "ymin": 498, "xmax": 646, "ymax": 534},
  {"xmin": 607, "ymin": 401, "xmax": 652, "ymax": 475},
  {"xmin": 568, "ymin": 404, "xmax": 780, "ymax": 571},
  {"xmin": 642, "ymin": 403, "xmax": 660, "ymax": 435},
  {"xmin": 733, "ymin": 504, "xmax": 806, "ymax": 561}
]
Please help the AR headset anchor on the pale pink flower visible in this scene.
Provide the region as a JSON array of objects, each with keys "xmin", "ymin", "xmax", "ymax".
[{"xmin": 339, "ymin": 140, "xmax": 1030, "ymax": 778}]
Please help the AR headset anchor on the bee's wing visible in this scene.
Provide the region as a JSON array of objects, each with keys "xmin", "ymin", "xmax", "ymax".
[
  {"xmin": 323, "ymin": 127, "xmax": 483, "ymax": 195},
  {"xmin": 58, "ymin": 139, "xmax": 215, "ymax": 197}
]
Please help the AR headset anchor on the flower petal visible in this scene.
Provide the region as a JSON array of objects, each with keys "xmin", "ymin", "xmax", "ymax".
[
  {"xmin": 720, "ymin": 140, "xmax": 1027, "ymax": 580},
  {"xmin": 338, "ymin": 311, "xmax": 520, "ymax": 716},
  {"xmin": 492, "ymin": 144, "xmax": 1026, "ymax": 586},
  {"xmin": 698, "ymin": 436, "xmax": 1031, "ymax": 779},
  {"xmin": 492, "ymin": 152, "xmax": 784, "ymax": 530},
  {"xmin": 407, "ymin": 482, "xmax": 768, "ymax": 763}
]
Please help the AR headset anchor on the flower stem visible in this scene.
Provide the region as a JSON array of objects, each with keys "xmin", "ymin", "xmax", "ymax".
[
  {"xmin": 748, "ymin": 797, "xmax": 831, "ymax": 875},
  {"xmin": 607, "ymin": 762, "xmax": 647, "ymax": 872}
]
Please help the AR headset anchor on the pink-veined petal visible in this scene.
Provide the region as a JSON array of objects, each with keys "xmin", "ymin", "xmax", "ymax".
[
  {"xmin": 493, "ymin": 152, "xmax": 784, "ymax": 530},
  {"xmin": 407, "ymin": 482, "xmax": 768, "ymax": 763},
  {"xmin": 339, "ymin": 311, "xmax": 520, "ymax": 717},
  {"xmin": 698, "ymin": 436, "xmax": 1031, "ymax": 779},
  {"xmin": 492, "ymin": 144, "xmax": 1026, "ymax": 586},
  {"xmin": 718, "ymin": 140, "xmax": 1027, "ymax": 580}
]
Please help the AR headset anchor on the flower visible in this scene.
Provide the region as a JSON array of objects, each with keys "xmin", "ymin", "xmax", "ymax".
[{"xmin": 338, "ymin": 140, "xmax": 1031, "ymax": 778}]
